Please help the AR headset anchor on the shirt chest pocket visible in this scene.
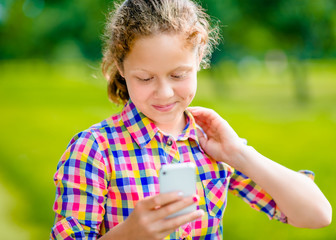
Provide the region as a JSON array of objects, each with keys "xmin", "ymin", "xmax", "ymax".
[{"xmin": 202, "ymin": 178, "xmax": 229, "ymax": 218}]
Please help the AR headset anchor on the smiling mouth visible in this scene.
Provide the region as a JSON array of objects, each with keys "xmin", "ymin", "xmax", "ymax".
[{"xmin": 152, "ymin": 103, "xmax": 176, "ymax": 112}]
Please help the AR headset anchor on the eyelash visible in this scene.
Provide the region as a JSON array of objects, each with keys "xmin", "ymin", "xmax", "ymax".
[
  {"xmin": 171, "ymin": 73, "xmax": 186, "ymax": 79},
  {"xmin": 138, "ymin": 77, "xmax": 153, "ymax": 82},
  {"xmin": 137, "ymin": 74, "xmax": 186, "ymax": 81}
]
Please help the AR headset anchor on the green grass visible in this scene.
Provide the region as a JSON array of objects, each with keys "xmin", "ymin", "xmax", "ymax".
[{"xmin": 0, "ymin": 59, "xmax": 335, "ymax": 239}]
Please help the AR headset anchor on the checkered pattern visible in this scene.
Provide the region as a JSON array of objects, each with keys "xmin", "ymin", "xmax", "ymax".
[
  {"xmin": 51, "ymin": 100, "xmax": 315, "ymax": 239},
  {"xmin": 229, "ymin": 169, "xmax": 315, "ymax": 223}
]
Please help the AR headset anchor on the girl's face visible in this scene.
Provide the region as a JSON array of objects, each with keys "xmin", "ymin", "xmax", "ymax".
[{"xmin": 121, "ymin": 33, "xmax": 200, "ymax": 136}]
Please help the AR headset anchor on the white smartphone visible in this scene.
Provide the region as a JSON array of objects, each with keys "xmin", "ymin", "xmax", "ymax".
[{"xmin": 159, "ymin": 162, "xmax": 197, "ymax": 218}]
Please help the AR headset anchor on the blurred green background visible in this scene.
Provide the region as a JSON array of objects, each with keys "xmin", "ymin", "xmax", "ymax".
[{"xmin": 0, "ymin": 0, "xmax": 335, "ymax": 239}]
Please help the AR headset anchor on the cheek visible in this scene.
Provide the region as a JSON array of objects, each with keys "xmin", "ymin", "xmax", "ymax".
[
  {"xmin": 125, "ymin": 83, "xmax": 136, "ymax": 102},
  {"xmin": 126, "ymin": 80, "xmax": 149, "ymax": 101},
  {"xmin": 182, "ymin": 76, "xmax": 197, "ymax": 101},
  {"xmin": 188, "ymin": 75, "xmax": 197, "ymax": 95}
]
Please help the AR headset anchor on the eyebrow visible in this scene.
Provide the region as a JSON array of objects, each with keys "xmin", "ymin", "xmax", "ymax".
[
  {"xmin": 171, "ymin": 65, "xmax": 194, "ymax": 72},
  {"xmin": 131, "ymin": 65, "xmax": 194, "ymax": 74}
]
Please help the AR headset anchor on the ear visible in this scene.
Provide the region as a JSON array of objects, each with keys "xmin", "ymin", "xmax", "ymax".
[
  {"xmin": 197, "ymin": 46, "xmax": 204, "ymax": 70},
  {"xmin": 115, "ymin": 61, "xmax": 125, "ymax": 78}
]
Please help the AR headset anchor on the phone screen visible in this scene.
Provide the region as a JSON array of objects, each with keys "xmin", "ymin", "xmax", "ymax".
[{"xmin": 159, "ymin": 162, "xmax": 196, "ymax": 218}]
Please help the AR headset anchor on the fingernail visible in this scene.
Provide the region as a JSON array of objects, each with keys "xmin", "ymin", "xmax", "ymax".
[
  {"xmin": 197, "ymin": 209, "xmax": 204, "ymax": 217},
  {"xmin": 193, "ymin": 196, "xmax": 198, "ymax": 202}
]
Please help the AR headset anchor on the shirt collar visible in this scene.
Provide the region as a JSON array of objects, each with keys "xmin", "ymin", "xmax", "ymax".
[
  {"xmin": 121, "ymin": 100, "xmax": 202, "ymax": 149},
  {"xmin": 180, "ymin": 110, "xmax": 204, "ymax": 153},
  {"xmin": 121, "ymin": 100, "xmax": 158, "ymax": 148}
]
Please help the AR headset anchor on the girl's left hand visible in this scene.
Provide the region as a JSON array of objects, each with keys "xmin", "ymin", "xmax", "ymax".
[
  {"xmin": 188, "ymin": 106, "xmax": 332, "ymax": 229},
  {"xmin": 188, "ymin": 106, "xmax": 245, "ymax": 167}
]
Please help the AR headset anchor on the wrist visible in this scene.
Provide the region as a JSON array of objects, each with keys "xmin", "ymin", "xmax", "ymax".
[
  {"xmin": 229, "ymin": 143, "xmax": 256, "ymax": 171},
  {"xmin": 100, "ymin": 220, "xmax": 130, "ymax": 240}
]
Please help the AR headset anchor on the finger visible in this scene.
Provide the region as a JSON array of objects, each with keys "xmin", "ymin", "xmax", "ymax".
[
  {"xmin": 188, "ymin": 108, "xmax": 211, "ymax": 123},
  {"xmin": 139, "ymin": 192, "xmax": 183, "ymax": 210},
  {"xmin": 194, "ymin": 110, "xmax": 229, "ymax": 136},
  {"xmin": 152, "ymin": 195, "xmax": 199, "ymax": 221},
  {"xmin": 188, "ymin": 106, "xmax": 207, "ymax": 115},
  {"xmin": 191, "ymin": 111, "xmax": 218, "ymax": 130},
  {"xmin": 195, "ymin": 118, "xmax": 218, "ymax": 138},
  {"xmin": 193, "ymin": 115, "xmax": 211, "ymax": 131},
  {"xmin": 196, "ymin": 128, "xmax": 207, "ymax": 147},
  {"xmin": 187, "ymin": 106, "xmax": 202, "ymax": 112},
  {"xmin": 160, "ymin": 209, "xmax": 205, "ymax": 233},
  {"xmin": 188, "ymin": 106, "xmax": 216, "ymax": 119}
]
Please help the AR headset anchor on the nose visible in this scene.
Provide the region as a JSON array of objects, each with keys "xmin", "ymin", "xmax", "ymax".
[{"xmin": 155, "ymin": 78, "xmax": 174, "ymax": 99}]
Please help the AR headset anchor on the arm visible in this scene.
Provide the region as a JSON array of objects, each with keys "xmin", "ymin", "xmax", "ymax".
[
  {"xmin": 188, "ymin": 107, "xmax": 332, "ymax": 228},
  {"xmin": 51, "ymin": 131, "xmax": 109, "ymax": 239},
  {"xmin": 100, "ymin": 193, "xmax": 203, "ymax": 240},
  {"xmin": 52, "ymin": 131, "xmax": 203, "ymax": 240}
]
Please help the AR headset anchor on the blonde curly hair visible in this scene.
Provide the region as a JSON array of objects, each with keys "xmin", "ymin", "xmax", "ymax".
[{"xmin": 102, "ymin": 0, "xmax": 220, "ymax": 104}]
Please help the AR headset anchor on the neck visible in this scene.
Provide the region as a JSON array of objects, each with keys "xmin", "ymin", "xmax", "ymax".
[{"xmin": 156, "ymin": 113, "xmax": 186, "ymax": 139}]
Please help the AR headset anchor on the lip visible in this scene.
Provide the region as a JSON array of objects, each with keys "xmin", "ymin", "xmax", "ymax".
[{"xmin": 152, "ymin": 102, "xmax": 176, "ymax": 112}]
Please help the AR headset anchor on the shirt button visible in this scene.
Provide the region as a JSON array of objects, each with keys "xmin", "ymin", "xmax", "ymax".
[{"xmin": 167, "ymin": 139, "xmax": 173, "ymax": 146}]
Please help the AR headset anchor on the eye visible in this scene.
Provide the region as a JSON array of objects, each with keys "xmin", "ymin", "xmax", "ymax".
[
  {"xmin": 137, "ymin": 77, "xmax": 153, "ymax": 82},
  {"xmin": 171, "ymin": 73, "xmax": 186, "ymax": 79}
]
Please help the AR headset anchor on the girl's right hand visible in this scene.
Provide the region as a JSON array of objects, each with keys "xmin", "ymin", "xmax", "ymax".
[{"xmin": 105, "ymin": 192, "xmax": 204, "ymax": 240}]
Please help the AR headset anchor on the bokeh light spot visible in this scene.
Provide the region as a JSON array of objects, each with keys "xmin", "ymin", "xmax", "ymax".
[{"xmin": 22, "ymin": 0, "xmax": 44, "ymax": 18}]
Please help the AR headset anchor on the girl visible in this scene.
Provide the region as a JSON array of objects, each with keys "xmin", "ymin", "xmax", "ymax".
[{"xmin": 50, "ymin": 0, "xmax": 331, "ymax": 239}]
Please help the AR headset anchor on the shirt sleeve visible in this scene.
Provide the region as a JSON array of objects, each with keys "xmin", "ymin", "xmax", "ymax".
[
  {"xmin": 50, "ymin": 130, "xmax": 109, "ymax": 239},
  {"xmin": 228, "ymin": 169, "xmax": 315, "ymax": 223}
]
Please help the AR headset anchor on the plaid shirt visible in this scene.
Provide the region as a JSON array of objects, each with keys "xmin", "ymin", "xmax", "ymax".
[{"xmin": 51, "ymin": 100, "xmax": 314, "ymax": 240}]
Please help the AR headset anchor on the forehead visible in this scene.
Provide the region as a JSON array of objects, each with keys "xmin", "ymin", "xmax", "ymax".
[{"xmin": 123, "ymin": 33, "xmax": 197, "ymax": 72}]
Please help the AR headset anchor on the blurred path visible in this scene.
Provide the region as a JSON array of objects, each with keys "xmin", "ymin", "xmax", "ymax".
[{"xmin": 0, "ymin": 180, "xmax": 30, "ymax": 240}]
